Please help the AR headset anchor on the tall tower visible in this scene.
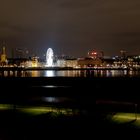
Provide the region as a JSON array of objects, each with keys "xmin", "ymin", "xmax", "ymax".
[{"xmin": 1, "ymin": 42, "xmax": 7, "ymax": 65}]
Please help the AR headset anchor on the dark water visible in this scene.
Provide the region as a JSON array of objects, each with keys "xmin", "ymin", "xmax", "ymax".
[{"xmin": 2, "ymin": 69, "xmax": 140, "ymax": 77}]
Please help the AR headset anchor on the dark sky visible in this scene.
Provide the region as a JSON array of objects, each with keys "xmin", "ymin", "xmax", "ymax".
[{"xmin": 0, "ymin": 0, "xmax": 140, "ymax": 58}]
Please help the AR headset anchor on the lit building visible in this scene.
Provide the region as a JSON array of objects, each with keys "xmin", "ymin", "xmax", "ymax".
[
  {"xmin": 65, "ymin": 59, "xmax": 78, "ymax": 68},
  {"xmin": 88, "ymin": 50, "xmax": 104, "ymax": 59},
  {"xmin": 88, "ymin": 50, "xmax": 98, "ymax": 59},
  {"xmin": 56, "ymin": 59, "xmax": 65, "ymax": 67},
  {"xmin": 31, "ymin": 56, "xmax": 39, "ymax": 67},
  {"xmin": 56, "ymin": 59, "xmax": 78, "ymax": 68},
  {"xmin": 77, "ymin": 57, "xmax": 102, "ymax": 68}
]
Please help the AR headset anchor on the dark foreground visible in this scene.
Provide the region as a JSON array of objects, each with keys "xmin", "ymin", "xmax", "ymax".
[{"xmin": 0, "ymin": 77, "xmax": 140, "ymax": 139}]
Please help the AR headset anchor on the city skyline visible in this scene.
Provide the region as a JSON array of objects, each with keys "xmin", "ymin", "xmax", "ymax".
[
  {"xmin": 0, "ymin": 0, "xmax": 140, "ymax": 57},
  {"xmin": 0, "ymin": 43, "xmax": 139, "ymax": 59}
]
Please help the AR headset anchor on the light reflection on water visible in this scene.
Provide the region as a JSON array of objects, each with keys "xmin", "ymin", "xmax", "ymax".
[
  {"xmin": 45, "ymin": 70, "xmax": 54, "ymax": 77},
  {"xmin": 1, "ymin": 70, "xmax": 140, "ymax": 77}
]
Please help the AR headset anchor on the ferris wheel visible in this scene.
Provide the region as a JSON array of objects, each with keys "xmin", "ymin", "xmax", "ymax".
[{"xmin": 46, "ymin": 48, "xmax": 54, "ymax": 66}]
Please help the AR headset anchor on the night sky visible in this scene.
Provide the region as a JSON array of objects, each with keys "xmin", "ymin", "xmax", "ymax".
[{"xmin": 0, "ymin": 0, "xmax": 140, "ymax": 58}]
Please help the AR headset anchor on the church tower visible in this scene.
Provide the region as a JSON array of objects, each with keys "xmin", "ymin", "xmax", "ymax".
[{"xmin": 1, "ymin": 42, "xmax": 7, "ymax": 65}]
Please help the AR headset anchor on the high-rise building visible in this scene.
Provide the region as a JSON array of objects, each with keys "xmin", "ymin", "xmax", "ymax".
[
  {"xmin": 15, "ymin": 48, "xmax": 24, "ymax": 58},
  {"xmin": 120, "ymin": 50, "xmax": 126, "ymax": 59}
]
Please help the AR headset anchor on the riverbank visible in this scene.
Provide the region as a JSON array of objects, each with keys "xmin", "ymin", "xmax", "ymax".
[{"xmin": 0, "ymin": 77, "xmax": 140, "ymax": 139}]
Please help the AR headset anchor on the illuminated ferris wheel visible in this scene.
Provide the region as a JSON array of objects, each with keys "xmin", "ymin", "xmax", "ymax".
[{"xmin": 46, "ymin": 48, "xmax": 54, "ymax": 66}]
